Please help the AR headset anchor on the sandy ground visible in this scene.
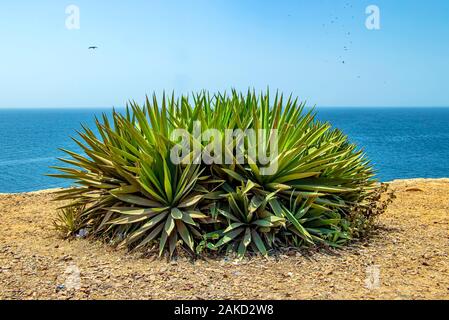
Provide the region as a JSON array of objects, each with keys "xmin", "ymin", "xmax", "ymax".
[{"xmin": 0, "ymin": 179, "xmax": 448, "ymax": 300}]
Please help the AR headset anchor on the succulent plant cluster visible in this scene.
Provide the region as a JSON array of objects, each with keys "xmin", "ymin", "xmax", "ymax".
[{"xmin": 51, "ymin": 90, "xmax": 381, "ymax": 258}]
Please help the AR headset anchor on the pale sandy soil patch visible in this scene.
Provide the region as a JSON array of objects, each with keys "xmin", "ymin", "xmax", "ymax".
[{"xmin": 0, "ymin": 179, "xmax": 448, "ymax": 300}]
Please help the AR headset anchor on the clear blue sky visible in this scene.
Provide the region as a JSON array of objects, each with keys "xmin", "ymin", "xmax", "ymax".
[{"xmin": 0, "ymin": 0, "xmax": 448, "ymax": 108}]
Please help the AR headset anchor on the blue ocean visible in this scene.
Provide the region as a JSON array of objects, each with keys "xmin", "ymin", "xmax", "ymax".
[{"xmin": 0, "ymin": 107, "xmax": 448, "ymax": 193}]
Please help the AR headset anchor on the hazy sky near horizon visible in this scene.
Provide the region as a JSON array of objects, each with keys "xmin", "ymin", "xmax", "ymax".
[{"xmin": 0, "ymin": 0, "xmax": 448, "ymax": 108}]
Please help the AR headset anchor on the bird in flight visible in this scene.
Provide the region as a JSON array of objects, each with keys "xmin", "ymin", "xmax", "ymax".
[{"xmin": 88, "ymin": 46, "xmax": 98, "ymax": 50}]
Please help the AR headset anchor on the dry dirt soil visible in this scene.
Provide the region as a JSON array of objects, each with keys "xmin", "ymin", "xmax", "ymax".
[{"xmin": 0, "ymin": 179, "xmax": 448, "ymax": 300}]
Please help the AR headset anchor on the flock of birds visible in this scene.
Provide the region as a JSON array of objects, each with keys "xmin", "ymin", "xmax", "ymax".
[
  {"xmin": 286, "ymin": 3, "xmax": 356, "ymax": 69},
  {"xmin": 289, "ymin": 3, "xmax": 366, "ymax": 80}
]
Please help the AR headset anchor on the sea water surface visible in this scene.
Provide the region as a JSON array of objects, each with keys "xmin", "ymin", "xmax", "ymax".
[{"xmin": 0, "ymin": 107, "xmax": 448, "ymax": 193}]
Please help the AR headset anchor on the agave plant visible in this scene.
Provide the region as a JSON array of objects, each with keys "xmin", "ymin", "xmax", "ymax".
[
  {"xmin": 50, "ymin": 90, "xmax": 381, "ymax": 258},
  {"xmin": 105, "ymin": 160, "xmax": 210, "ymax": 256},
  {"xmin": 204, "ymin": 181, "xmax": 286, "ymax": 257}
]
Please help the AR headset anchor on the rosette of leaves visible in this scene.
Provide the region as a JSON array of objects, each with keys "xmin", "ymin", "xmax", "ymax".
[
  {"xmin": 105, "ymin": 160, "xmax": 211, "ymax": 256},
  {"xmin": 206, "ymin": 181, "xmax": 286, "ymax": 257}
]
